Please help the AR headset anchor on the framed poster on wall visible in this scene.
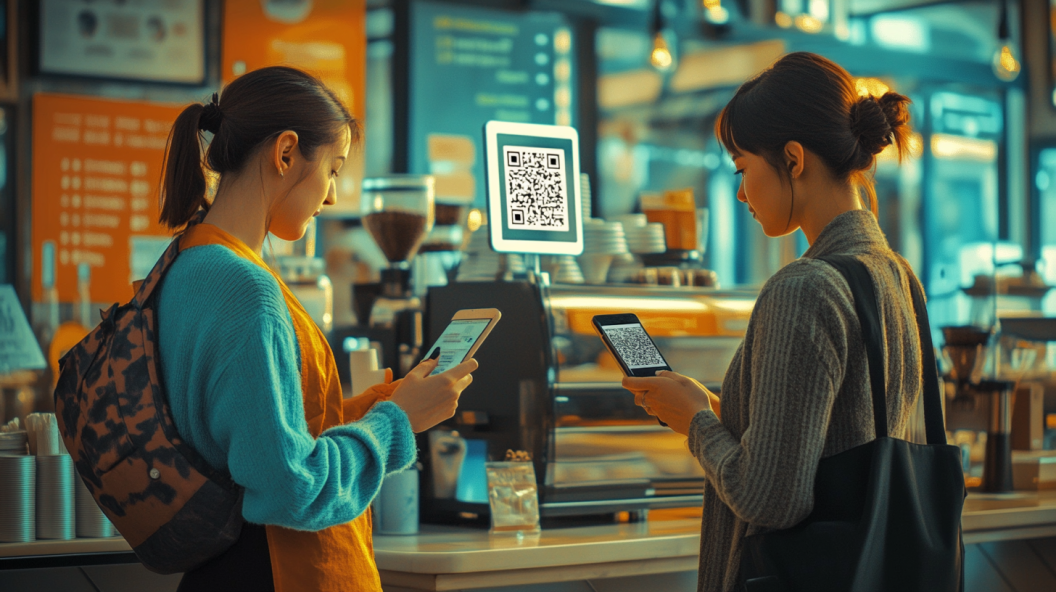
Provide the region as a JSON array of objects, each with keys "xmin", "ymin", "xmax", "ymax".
[{"xmin": 39, "ymin": 0, "xmax": 205, "ymax": 84}]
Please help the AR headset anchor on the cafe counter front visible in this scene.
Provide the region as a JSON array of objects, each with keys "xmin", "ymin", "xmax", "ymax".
[{"xmin": 2, "ymin": 492, "xmax": 1056, "ymax": 592}]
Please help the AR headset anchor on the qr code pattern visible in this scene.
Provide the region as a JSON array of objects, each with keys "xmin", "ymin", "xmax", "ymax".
[
  {"xmin": 503, "ymin": 145, "xmax": 569, "ymax": 231},
  {"xmin": 604, "ymin": 325, "xmax": 666, "ymax": 369}
]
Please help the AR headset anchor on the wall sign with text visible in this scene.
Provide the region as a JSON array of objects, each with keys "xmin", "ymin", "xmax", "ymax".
[{"xmin": 31, "ymin": 93, "xmax": 182, "ymax": 305}]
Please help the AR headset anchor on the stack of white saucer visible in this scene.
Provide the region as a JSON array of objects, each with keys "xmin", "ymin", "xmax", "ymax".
[{"xmin": 618, "ymin": 214, "xmax": 667, "ymax": 255}]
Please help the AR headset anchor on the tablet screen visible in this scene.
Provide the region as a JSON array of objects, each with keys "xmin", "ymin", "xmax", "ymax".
[{"xmin": 426, "ymin": 318, "xmax": 492, "ymax": 375}]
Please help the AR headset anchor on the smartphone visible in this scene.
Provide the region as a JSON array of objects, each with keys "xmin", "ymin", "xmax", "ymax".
[
  {"xmin": 424, "ymin": 308, "xmax": 502, "ymax": 376},
  {"xmin": 592, "ymin": 313, "xmax": 672, "ymax": 426},
  {"xmin": 592, "ymin": 313, "xmax": 673, "ymax": 377}
]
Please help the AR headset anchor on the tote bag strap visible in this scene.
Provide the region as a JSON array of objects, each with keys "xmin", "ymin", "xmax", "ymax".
[{"xmin": 820, "ymin": 255, "xmax": 946, "ymax": 445}]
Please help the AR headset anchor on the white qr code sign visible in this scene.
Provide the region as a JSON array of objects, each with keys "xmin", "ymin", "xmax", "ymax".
[
  {"xmin": 484, "ymin": 120, "xmax": 582, "ymax": 255},
  {"xmin": 503, "ymin": 145, "xmax": 569, "ymax": 232},
  {"xmin": 602, "ymin": 324, "xmax": 667, "ymax": 369}
]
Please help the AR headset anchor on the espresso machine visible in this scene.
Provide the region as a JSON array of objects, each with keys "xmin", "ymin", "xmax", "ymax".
[
  {"xmin": 417, "ymin": 279, "xmax": 757, "ymax": 523},
  {"xmin": 942, "ymin": 326, "xmax": 1015, "ymax": 492}
]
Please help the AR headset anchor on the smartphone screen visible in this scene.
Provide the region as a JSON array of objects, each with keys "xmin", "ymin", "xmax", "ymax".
[
  {"xmin": 425, "ymin": 318, "xmax": 493, "ymax": 375},
  {"xmin": 600, "ymin": 323, "xmax": 670, "ymax": 370}
]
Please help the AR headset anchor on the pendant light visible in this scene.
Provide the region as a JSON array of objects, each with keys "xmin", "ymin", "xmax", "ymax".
[
  {"xmin": 992, "ymin": 0, "xmax": 1021, "ymax": 82},
  {"xmin": 649, "ymin": 0, "xmax": 676, "ymax": 72}
]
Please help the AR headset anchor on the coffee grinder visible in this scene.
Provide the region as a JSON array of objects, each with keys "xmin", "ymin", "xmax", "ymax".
[
  {"xmin": 361, "ymin": 175, "xmax": 435, "ymax": 376},
  {"xmin": 942, "ymin": 326, "xmax": 1014, "ymax": 492}
]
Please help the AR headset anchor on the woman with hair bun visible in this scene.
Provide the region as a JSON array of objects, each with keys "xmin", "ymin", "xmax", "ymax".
[
  {"xmin": 622, "ymin": 53, "xmax": 924, "ymax": 590},
  {"xmin": 156, "ymin": 66, "xmax": 477, "ymax": 591}
]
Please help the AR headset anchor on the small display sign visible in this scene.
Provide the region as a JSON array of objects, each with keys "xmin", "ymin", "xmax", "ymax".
[{"xmin": 0, "ymin": 285, "xmax": 46, "ymax": 374}]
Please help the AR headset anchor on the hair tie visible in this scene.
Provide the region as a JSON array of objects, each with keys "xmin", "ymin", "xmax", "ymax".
[{"xmin": 199, "ymin": 92, "xmax": 223, "ymax": 134}]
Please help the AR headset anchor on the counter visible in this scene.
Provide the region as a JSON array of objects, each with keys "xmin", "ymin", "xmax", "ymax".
[
  {"xmin": 3, "ymin": 492, "xmax": 1055, "ymax": 592},
  {"xmin": 370, "ymin": 493, "xmax": 1056, "ymax": 591}
]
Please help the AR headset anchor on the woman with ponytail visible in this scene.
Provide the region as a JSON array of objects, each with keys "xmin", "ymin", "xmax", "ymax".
[
  {"xmin": 621, "ymin": 53, "xmax": 930, "ymax": 590},
  {"xmin": 156, "ymin": 66, "xmax": 477, "ymax": 592}
]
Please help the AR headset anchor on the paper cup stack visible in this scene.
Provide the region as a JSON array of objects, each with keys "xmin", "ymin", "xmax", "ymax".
[
  {"xmin": 26, "ymin": 413, "xmax": 76, "ymax": 540},
  {"xmin": 35, "ymin": 454, "xmax": 75, "ymax": 540},
  {"xmin": 577, "ymin": 221, "xmax": 629, "ymax": 284},
  {"xmin": 551, "ymin": 256, "xmax": 585, "ymax": 284},
  {"xmin": 0, "ymin": 455, "xmax": 35, "ymax": 542},
  {"xmin": 75, "ymin": 477, "xmax": 114, "ymax": 538},
  {"xmin": 580, "ymin": 174, "xmax": 593, "ymax": 222},
  {"xmin": 456, "ymin": 225, "xmax": 501, "ymax": 281},
  {"xmin": 606, "ymin": 253, "xmax": 641, "ymax": 284}
]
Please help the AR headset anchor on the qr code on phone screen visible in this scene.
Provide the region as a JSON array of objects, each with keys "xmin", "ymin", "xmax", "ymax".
[
  {"xmin": 503, "ymin": 145, "xmax": 569, "ymax": 231},
  {"xmin": 603, "ymin": 324, "xmax": 666, "ymax": 369}
]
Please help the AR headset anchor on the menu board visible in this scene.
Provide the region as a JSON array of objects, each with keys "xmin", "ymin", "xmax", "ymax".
[
  {"xmin": 222, "ymin": 0, "xmax": 366, "ymax": 215},
  {"xmin": 39, "ymin": 0, "xmax": 204, "ymax": 84},
  {"xmin": 409, "ymin": 1, "xmax": 576, "ymax": 208},
  {"xmin": 31, "ymin": 94, "xmax": 181, "ymax": 304}
]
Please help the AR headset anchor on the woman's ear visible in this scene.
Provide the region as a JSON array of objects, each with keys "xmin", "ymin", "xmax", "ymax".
[
  {"xmin": 272, "ymin": 131, "xmax": 300, "ymax": 177},
  {"xmin": 783, "ymin": 141, "xmax": 805, "ymax": 179}
]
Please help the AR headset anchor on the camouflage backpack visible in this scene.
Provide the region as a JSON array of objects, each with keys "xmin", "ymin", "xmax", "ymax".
[{"xmin": 54, "ymin": 213, "xmax": 244, "ymax": 574}]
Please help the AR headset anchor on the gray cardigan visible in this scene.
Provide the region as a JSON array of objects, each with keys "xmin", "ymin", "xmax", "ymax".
[{"xmin": 689, "ymin": 210, "xmax": 924, "ymax": 591}]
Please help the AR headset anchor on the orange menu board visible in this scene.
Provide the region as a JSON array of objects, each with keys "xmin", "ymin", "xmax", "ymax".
[
  {"xmin": 31, "ymin": 93, "xmax": 182, "ymax": 304},
  {"xmin": 222, "ymin": 0, "xmax": 367, "ymax": 214}
]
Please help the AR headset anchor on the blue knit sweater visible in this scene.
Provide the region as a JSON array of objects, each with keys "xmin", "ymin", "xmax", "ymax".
[{"xmin": 157, "ymin": 244, "xmax": 416, "ymax": 531}]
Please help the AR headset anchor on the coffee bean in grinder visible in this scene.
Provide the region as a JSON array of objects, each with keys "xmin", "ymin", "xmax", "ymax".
[{"xmin": 361, "ymin": 175, "xmax": 435, "ymax": 377}]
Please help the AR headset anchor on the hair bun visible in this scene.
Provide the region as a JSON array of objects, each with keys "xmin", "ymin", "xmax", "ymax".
[{"xmin": 849, "ymin": 96, "xmax": 891, "ymax": 156}]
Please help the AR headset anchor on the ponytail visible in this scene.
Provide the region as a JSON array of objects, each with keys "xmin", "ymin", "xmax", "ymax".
[{"xmin": 159, "ymin": 103, "xmax": 210, "ymax": 230}]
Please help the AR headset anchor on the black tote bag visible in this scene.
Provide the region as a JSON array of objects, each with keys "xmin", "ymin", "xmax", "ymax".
[{"xmin": 737, "ymin": 255, "xmax": 966, "ymax": 592}]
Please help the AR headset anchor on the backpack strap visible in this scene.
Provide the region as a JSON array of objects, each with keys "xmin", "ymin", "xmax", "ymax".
[
  {"xmin": 132, "ymin": 210, "xmax": 208, "ymax": 309},
  {"xmin": 819, "ymin": 255, "xmax": 946, "ymax": 445}
]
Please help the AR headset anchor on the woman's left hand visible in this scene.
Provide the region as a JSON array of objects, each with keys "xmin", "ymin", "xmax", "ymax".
[{"xmin": 623, "ymin": 371, "xmax": 717, "ymax": 436}]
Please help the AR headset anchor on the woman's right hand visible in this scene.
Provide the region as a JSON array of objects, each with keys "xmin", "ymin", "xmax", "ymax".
[{"xmin": 388, "ymin": 358, "xmax": 478, "ymax": 433}]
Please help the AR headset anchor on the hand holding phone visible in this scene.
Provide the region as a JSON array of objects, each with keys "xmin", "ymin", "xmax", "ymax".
[{"xmin": 592, "ymin": 313, "xmax": 672, "ymax": 426}]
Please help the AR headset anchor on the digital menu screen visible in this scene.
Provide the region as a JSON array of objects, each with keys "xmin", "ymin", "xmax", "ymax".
[{"xmin": 409, "ymin": 0, "xmax": 576, "ymax": 209}]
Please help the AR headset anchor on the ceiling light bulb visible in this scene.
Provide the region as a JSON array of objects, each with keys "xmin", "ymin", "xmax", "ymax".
[
  {"xmin": 650, "ymin": 31, "xmax": 674, "ymax": 71},
  {"xmin": 992, "ymin": 42, "xmax": 1021, "ymax": 82}
]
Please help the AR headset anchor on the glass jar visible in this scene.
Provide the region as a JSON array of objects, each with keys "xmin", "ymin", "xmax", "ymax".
[{"xmin": 278, "ymin": 256, "xmax": 333, "ymax": 334}]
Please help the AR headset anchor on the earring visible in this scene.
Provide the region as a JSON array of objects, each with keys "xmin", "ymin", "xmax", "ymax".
[{"xmin": 279, "ymin": 170, "xmax": 284, "ymax": 179}]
